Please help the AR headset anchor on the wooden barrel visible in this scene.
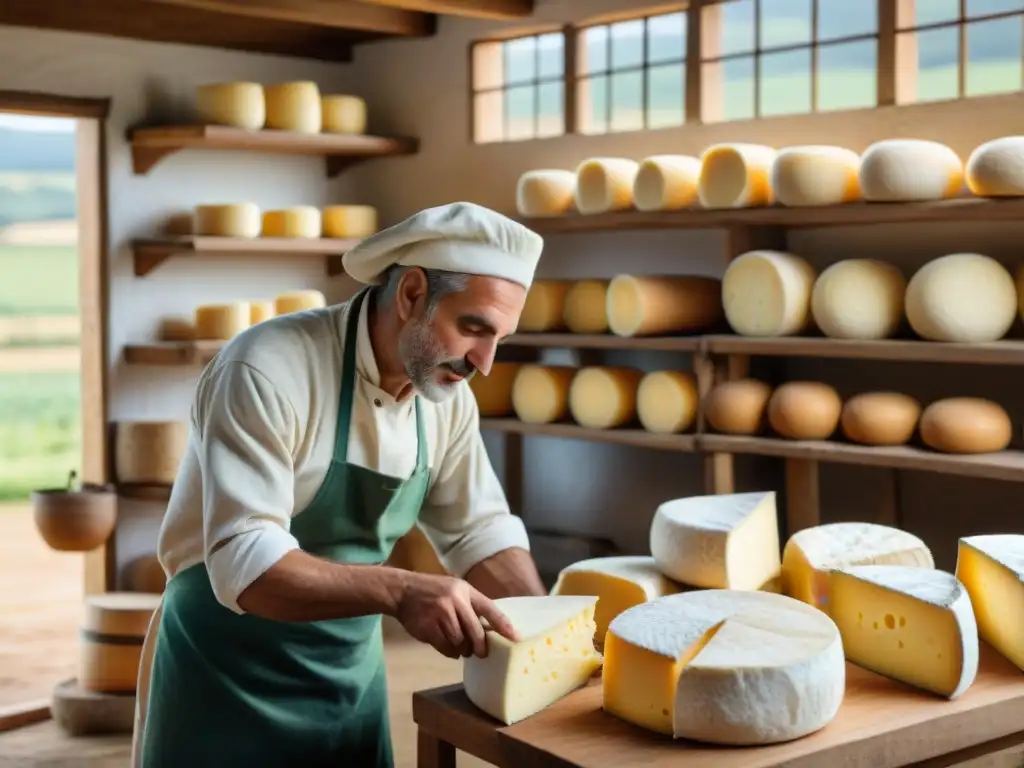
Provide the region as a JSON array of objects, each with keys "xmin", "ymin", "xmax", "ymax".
[{"xmin": 79, "ymin": 593, "xmax": 161, "ymax": 694}]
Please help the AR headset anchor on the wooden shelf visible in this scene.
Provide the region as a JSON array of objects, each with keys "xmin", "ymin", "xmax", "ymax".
[
  {"xmin": 124, "ymin": 341, "xmax": 224, "ymax": 366},
  {"xmin": 503, "ymin": 333, "xmax": 700, "ymax": 351},
  {"xmin": 127, "ymin": 124, "xmax": 419, "ymax": 176},
  {"xmin": 117, "ymin": 483, "xmax": 172, "ymax": 501},
  {"xmin": 705, "ymin": 335, "xmax": 1024, "ymax": 365},
  {"xmin": 131, "ymin": 235, "xmax": 359, "ymax": 277},
  {"xmin": 479, "ymin": 418, "xmax": 697, "ymax": 452}
]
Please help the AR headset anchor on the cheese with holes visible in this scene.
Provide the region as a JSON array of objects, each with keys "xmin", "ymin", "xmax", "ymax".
[
  {"xmin": 705, "ymin": 379, "xmax": 773, "ymax": 435},
  {"xmin": 650, "ymin": 492, "xmax": 781, "ymax": 590},
  {"xmin": 275, "ymin": 290, "xmax": 326, "ymax": 315},
  {"xmin": 771, "ymin": 145, "xmax": 861, "ymax": 207},
  {"xmin": 115, "ymin": 422, "xmax": 188, "ymax": 485},
  {"xmin": 512, "ymin": 365, "xmax": 576, "ymax": 424},
  {"xmin": 603, "ymin": 590, "xmax": 844, "ymax": 743},
  {"xmin": 574, "ymin": 157, "xmax": 640, "ymax": 215},
  {"xmin": 249, "ymin": 300, "xmax": 275, "ymax": 325},
  {"xmin": 956, "ymin": 534, "xmax": 1024, "ymax": 670},
  {"xmin": 859, "ymin": 139, "xmax": 963, "ymax": 202},
  {"xmin": 919, "ymin": 397, "xmax": 1012, "ymax": 454},
  {"xmin": 563, "ymin": 280, "xmax": 609, "ymax": 333},
  {"xmin": 966, "ymin": 136, "xmax": 1024, "ymax": 197},
  {"xmin": 552, "ymin": 556, "xmax": 682, "ymax": 648},
  {"xmin": 462, "ymin": 595, "xmax": 602, "ymax": 725},
  {"xmin": 811, "ymin": 259, "xmax": 906, "ymax": 340},
  {"xmin": 633, "ymin": 155, "xmax": 701, "ymax": 211},
  {"xmin": 321, "ymin": 94, "xmax": 366, "ymax": 134},
  {"xmin": 829, "ymin": 566, "xmax": 978, "ymax": 699},
  {"xmin": 519, "ymin": 280, "xmax": 571, "ymax": 332},
  {"xmin": 516, "ymin": 170, "xmax": 577, "ymax": 217},
  {"xmin": 195, "ymin": 82, "xmax": 265, "ymax": 130},
  {"xmin": 468, "ymin": 362, "xmax": 520, "ymax": 417},
  {"xmin": 264, "ymin": 81, "xmax": 322, "ymax": 134},
  {"xmin": 194, "ymin": 203, "xmax": 261, "ymax": 238},
  {"xmin": 637, "ymin": 371, "xmax": 698, "ymax": 434},
  {"xmin": 722, "ymin": 251, "xmax": 817, "ymax": 337},
  {"xmin": 262, "ymin": 206, "xmax": 322, "ymax": 238},
  {"xmin": 323, "ymin": 205, "xmax": 377, "ymax": 238},
  {"xmin": 905, "ymin": 253, "xmax": 1017, "ymax": 342},
  {"xmin": 698, "ymin": 143, "xmax": 777, "ymax": 209},
  {"xmin": 194, "ymin": 302, "xmax": 251, "ymax": 340},
  {"xmin": 568, "ymin": 366, "xmax": 643, "ymax": 429},
  {"xmin": 840, "ymin": 392, "xmax": 921, "ymax": 446},
  {"xmin": 767, "ymin": 381, "xmax": 842, "ymax": 440},
  {"xmin": 606, "ymin": 275, "xmax": 723, "ymax": 337},
  {"xmin": 782, "ymin": 522, "xmax": 934, "ymax": 611},
  {"xmin": 80, "ymin": 593, "xmax": 161, "ymax": 694}
]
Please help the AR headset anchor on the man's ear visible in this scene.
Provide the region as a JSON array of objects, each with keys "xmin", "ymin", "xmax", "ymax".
[{"xmin": 395, "ymin": 267, "xmax": 429, "ymax": 323}]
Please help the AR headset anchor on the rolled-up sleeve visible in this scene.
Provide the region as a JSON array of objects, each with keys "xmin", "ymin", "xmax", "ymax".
[
  {"xmin": 198, "ymin": 361, "xmax": 300, "ymax": 613},
  {"xmin": 418, "ymin": 388, "xmax": 530, "ymax": 577}
]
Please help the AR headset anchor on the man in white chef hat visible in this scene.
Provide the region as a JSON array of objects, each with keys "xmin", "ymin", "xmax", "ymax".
[{"xmin": 133, "ymin": 202, "xmax": 548, "ymax": 768}]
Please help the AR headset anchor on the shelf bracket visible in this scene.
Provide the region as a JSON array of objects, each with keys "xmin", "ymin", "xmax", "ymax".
[{"xmin": 131, "ymin": 145, "xmax": 179, "ymax": 175}]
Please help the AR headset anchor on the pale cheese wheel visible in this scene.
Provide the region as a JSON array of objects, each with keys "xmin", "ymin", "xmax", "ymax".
[
  {"xmin": 768, "ymin": 382, "xmax": 842, "ymax": 440},
  {"xmin": 195, "ymin": 82, "xmax": 265, "ymax": 130},
  {"xmin": 125, "ymin": 555, "xmax": 167, "ymax": 594},
  {"xmin": 564, "ymin": 280, "xmax": 609, "ymax": 333},
  {"xmin": 468, "ymin": 362, "xmax": 520, "ymax": 417},
  {"xmin": 275, "ymin": 290, "xmax": 327, "ymax": 315},
  {"xmin": 632, "ymin": 155, "xmax": 700, "ymax": 211},
  {"xmin": 322, "ymin": 205, "xmax": 377, "ymax": 238},
  {"xmin": 698, "ymin": 143, "xmax": 777, "ymax": 208},
  {"xmin": 194, "ymin": 302, "xmax": 251, "ymax": 340},
  {"xmin": 607, "ymin": 274, "xmax": 723, "ymax": 338},
  {"xmin": 157, "ymin": 316, "xmax": 194, "ymax": 342},
  {"xmin": 637, "ymin": 371, "xmax": 698, "ymax": 434},
  {"xmin": 966, "ymin": 136, "xmax": 1024, "ymax": 197},
  {"xmin": 264, "ymin": 81, "xmax": 322, "ymax": 134},
  {"xmin": 511, "ymin": 365, "xmax": 576, "ymax": 424},
  {"xmin": 568, "ymin": 366, "xmax": 643, "ymax": 429},
  {"xmin": 811, "ymin": 259, "xmax": 906, "ymax": 340},
  {"xmin": 519, "ymin": 280, "xmax": 570, "ymax": 332},
  {"xmin": 321, "ymin": 94, "xmax": 366, "ymax": 134},
  {"xmin": 905, "ymin": 253, "xmax": 1017, "ymax": 342},
  {"xmin": 115, "ymin": 421, "xmax": 188, "ymax": 485},
  {"xmin": 1017, "ymin": 264, "xmax": 1024, "ymax": 322},
  {"xmin": 574, "ymin": 157, "xmax": 640, "ymax": 215},
  {"xmin": 722, "ymin": 250, "xmax": 818, "ymax": 337},
  {"xmin": 859, "ymin": 139, "xmax": 963, "ymax": 202},
  {"xmin": 249, "ymin": 300, "xmax": 275, "ymax": 325},
  {"xmin": 80, "ymin": 593, "xmax": 160, "ymax": 694},
  {"xmin": 771, "ymin": 145, "xmax": 861, "ymax": 207},
  {"xmin": 919, "ymin": 397, "xmax": 1012, "ymax": 454},
  {"xmin": 840, "ymin": 392, "xmax": 921, "ymax": 446},
  {"xmin": 705, "ymin": 379, "xmax": 773, "ymax": 435},
  {"xmin": 194, "ymin": 203, "xmax": 261, "ymax": 238},
  {"xmin": 516, "ymin": 169, "xmax": 577, "ymax": 217},
  {"xmin": 262, "ymin": 206, "xmax": 322, "ymax": 238}
]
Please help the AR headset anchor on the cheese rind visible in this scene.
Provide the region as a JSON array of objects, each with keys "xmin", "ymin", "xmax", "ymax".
[
  {"xmin": 519, "ymin": 280, "xmax": 571, "ymax": 332},
  {"xmin": 722, "ymin": 250, "xmax": 817, "ymax": 337},
  {"xmin": 705, "ymin": 379, "xmax": 773, "ymax": 435},
  {"xmin": 115, "ymin": 422, "xmax": 188, "ymax": 485},
  {"xmin": 771, "ymin": 145, "xmax": 861, "ymax": 207},
  {"xmin": 698, "ymin": 143, "xmax": 777, "ymax": 208},
  {"xmin": 811, "ymin": 259, "xmax": 906, "ymax": 340},
  {"xmin": 767, "ymin": 381, "xmax": 842, "ymax": 440},
  {"xmin": 511, "ymin": 365, "xmax": 576, "ymax": 424},
  {"xmin": 637, "ymin": 371, "xmax": 698, "ymax": 434},
  {"xmin": 828, "ymin": 565, "xmax": 979, "ymax": 699},
  {"xmin": 516, "ymin": 170, "xmax": 577, "ymax": 217},
  {"xmin": 606, "ymin": 274, "xmax": 723, "ymax": 337},
  {"xmin": 568, "ymin": 366, "xmax": 643, "ymax": 429},
  {"xmin": 956, "ymin": 534, "xmax": 1024, "ymax": 670},
  {"xmin": 263, "ymin": 81, "xmax": 322, "ymax": 134},
  {"xmin": 840, "ymin": 392, "xmax": 921, "ymax": 446},
  {"xmin": 919, "ymin": 397, "xmax": 1012, "ymax": 454},
  {"xmin": 965, "ymin": 136, "xmax": 1024, "ymax": 197},
  {"xmin": 195, "ymin": 82, "xmax": 265, "ymax": 130},
  {"xmin": 468, "ymin": 362, "xmax": 520, "ymax": 417},
  {"xmin": 574, "ymin": 157, "xmax": 640, "ymax": 215},
  {"xmin": 249, "ymin": 300, "xmax": 275, "ymax": 325},
  {"xmin": 194, "ymin": 203, "xmax": 261, "ymax": 238},
  {"xmin": 563, "ymin": 280, "xmax": 609, "ymax": 334},
  {"xmin": 194, "ymin": 302, "xmax": 251, "ymax": 340},
  {"xmin": 859, "ymin": 139, "xmax": 964, "ymax": 201},
  {"xmin": 633, "ymin": 155, "xmax": 701, "ymax": 211},
  {"xmin": 321, "ymin": 94, "xmax": 366, "ymax": 134},
  {"xmin": 322, "ymin": 205, "xmax": 377, "ymax": 238},
  {"xmin": 262, "ymin": 206, "xmax": 322, "ymax": 238},
  {"xmin": 275, "ymin": 290, "xmax": 326, "ymax": 315}
]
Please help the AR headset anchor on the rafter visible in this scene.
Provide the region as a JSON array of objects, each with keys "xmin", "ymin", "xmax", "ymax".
[{"xmin": 352, "ymin": 0, "xmax": 533, "ymax": 20}]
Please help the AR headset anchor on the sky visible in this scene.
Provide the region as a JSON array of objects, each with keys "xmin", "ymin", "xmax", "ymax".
[{"xmin": 0, "ymin": 114, "xmax": 75, "ymax": 133}]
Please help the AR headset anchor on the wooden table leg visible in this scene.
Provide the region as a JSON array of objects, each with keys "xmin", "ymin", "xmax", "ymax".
[{"xmin": 417, "ymin": 728, "xmax": 456, "ymax": 768}]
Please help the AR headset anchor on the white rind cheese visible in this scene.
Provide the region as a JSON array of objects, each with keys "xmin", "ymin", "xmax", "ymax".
[
  {"xmin": 516, "ymin": 170, "xmax": 577, "ymax": 217},
  {"xmin": 722, "ymin": 250, "xmax": 818, "ymax": 337},
  {"xmin": 321, "ymin": 94, "xmax": 366, "ymax": 134},
  {"xmin": 194, "ymin": 203, "xmax": 261, "ymax": 238},
  {"xmin": 574, "ymin": 157, "xmax": 640, "ymax": 215},
  {"xmin": 956, "ymin": 534, "xmax": 1024, "ymax": 671},
  {"xmin": 263, "ymin": 81, "xmax": 322, "ymax": 134},
  {"xmin": 965, "ymin": 136, "xmax": 1024, "ymax": 197},
  {"xmin": 811, "ymin": 259, "xmax": 906, "ymax": 340},
  {"xmin": 859, "ymin": 139, "xmax": 963, "ymax": 202},
  {"xmin": 195, "ymin": 82, "xmax": 265, "ymax": 130},
  {"xmin": 633, "ymin": 155, "xmax": 701, "ymax": 211},
  {"xmin": 698, "ymin": 143, "xmax": 777, "ymax": 208},
  {"xmin": 771, "ymin": 145, "xmax": 861, "ymax": 207}
]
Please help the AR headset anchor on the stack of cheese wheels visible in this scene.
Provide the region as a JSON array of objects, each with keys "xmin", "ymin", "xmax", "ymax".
[
  {"xmin": 79, "ymin": 593, "xmax": 161, "ymax": 694},
  {"xmin": 574, "ymin": 157, "xmax": 640, "ymax": 214},
  {"xmin": 275, "ymin": 289, "xmax": 327, "ymax": 315},
  {"xmin": 519, "ymin": 280, "xmax": 571, "ymax": 332},
  {"xmin": 262, "ymin": 206, "xmax": 322, "ymax": 238},
  {"xmin": 195, "ymin": 82, "xmax": 266, "ymax": 130},
  {"xmin": 563, "ymin": 279, "xmax": 610, "ymax": 333},
  {"xmin": 321, "ymin": 94, "xmax": 366, "ymax": 134},
  {"xmin": 516, "ymin": 169, "xmax": 577, "ymax": 217},
  {"xmin": 771, "ymin": 145, "xmax": 861, "ymax": 207},
  {"xmin": 323, "ymin": 205, "xmax": 377, "ymax": 238},
  {"xmin": 606, "ymin": 275, "xmax": 723, "ymax": 337},
  {"xmin": 840, "ymin": 392, "xmax": 921, "ymax": 446},
  {"xmin": 919, "ymin": 397, "xmax": 1012, "ymax": 454},
  {"xmin": 698, "ymin": 143, "xmax": 777, "ymax": 208},
  {"xmin": 966, "ymin": 136, "xmax": 1024, "ymax": 197},
  {"xmin": 264, "ymin": 81, "xmax": 322, "ymax": 133},
  {"xmin": 195, "ymin": 302, "xmax": 251, "ymax": 340},
  {"xmin": 722, "ymin": 250, "xmax": 817, "ymax": 336},
  {"xmin": 632, "ymin": 155, "xmax": 700, "ymax": 211},
  {"xmin": 858, "ymin": 139, "xmax": 963, "ymax": 201},
  {"xmin": 511, "ymin": 365, "xmax": 575, "ymax": 424},
  {"xmin": 114, "ymin": 421, "xmax": 188, "ymax": 485},
  {"xmin": 636, "ymin": 371, "xmax": 698, "ymax": 434},
  {"xmin": 194, "ymin": 203, "xmax": 261, "ymax": 238},
  {"xmin": 811, "ymin": 259, "xmax": 906, "ymax": 340},
  {"xmin": 250, "ymin": 300, "xmax": 275, "ymax": 325},
  {"xmin": 468, "ymin": 362, "xmax": 520, "ymax": 417},
  {"xmin": 767, "ymin": 381, "xmax": 843, "ymax": 440},
  {"xmin": 568, "ymin": 366, "xmax": 644, "ymax": 429},
  {"xmin": 704, "ymin": 379, "xmax": 773, "ymax": 435}
]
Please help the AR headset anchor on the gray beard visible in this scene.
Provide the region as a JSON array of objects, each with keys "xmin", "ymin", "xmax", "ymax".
[{"xmin": 398, "ymin": 317, "xmax": 475, "ymax": 403}]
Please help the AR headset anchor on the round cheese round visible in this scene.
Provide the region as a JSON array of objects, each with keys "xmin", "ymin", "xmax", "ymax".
[
  {"xmin": 563, "ymin": 280, "xmax": 610, "ymax": 334},
  {"xmin": 519, "ymin": 280, "xmax": 571, "ymax": 332},
  {"xmin": 194, "ymin": 203, "xmax": 261, "ymax": 238},
  {"xmin": 768, "ymin": 382, "xmax": 842, "ymax": 440},
  {"xmin": 322, "ymin": 205, "xmax": 377, "ymax": 238},
  {"xmin": 195, "ymin": 82, "xmax": 265, "ymax": 130},
  {"xmin": 606, "ymin": 274, "xmax": 723, "ymax": 337},
  {"xmin": 249, "ymin": 300, "xmax": 275, "ymax": 325},
  {"xmin": 511, "ymin": 365, "xmax": 576, "ymax": 424},
  {"xmin": 468, "ymin": 362, "xmax": 520, "ymax": 417},
  {"xmin": 859, "ymin": 139, "xmax": 963, "ymax": 202},
  {"xmin": 574, "ymin": 157, "xmax": 640, "ymax": 215},
  {"xmin": 840, "ymin": 392, "xmax": 921, "ymax": 446},
  {"xmin": 263, "ymin": 81, "xmax": 322, "ymax": 134},
  {"xmin": 321, "ymin": 94, "xmax": 366, "ymax": 134},
  {"xmin": 723, "ymin": 250, "xmax": 818, "ymax": 337},
  {"xmin": 115, "ymin": 422, "xmax": 188, "ymax": 485},
  {"xmin": 705, "ymin": 379, "xmax": 773, "ymax": 435},
  {"xmin": 1017, "ymin": 264, "xmax": 1024, "ymax": 322},
  {"xmin": 632, "ymin": 155, "xmax": 701, "ymax": 211},
  {"xmin": 811, "ymin": 259, "xmax": 906, "ymax": 340},
  {"xmin": 919, "ymin": 397, "xmax": 1012, "ymax": 454},
  {"xmin": 275, "ymin": 290, "xmax": 326, "ymax": 315},
  {"xmin": 965, "ymin": 136, "xmax": 1024, "ymax": 197},
  {"xmin": 637, "ymin": 371, "xmax": 698, "ymax": 434},
  {"xmin": 905, "ymin": 253, "xmax": 1017, "ymax": 342},
  {"xmin": 771, "ymin": 145, "xmax": 861, "ymax": 207},
  {"xmin": 698, "ymin": 143, "xmax": 777, "ymax": 208},
  {"xmin": 262, "ymin": 206, "xmax": 322, "ymax": 238},
  {"xmin": 569, "ymin": 366, "xmax": 643, "ymax": 429},
  {"xmin": 194, "ymin": 302, "xmax": 251, "ymax": 340},
  {"xmin": 516, "ymin": 169, "xmax": 577, "ymax": 217}
]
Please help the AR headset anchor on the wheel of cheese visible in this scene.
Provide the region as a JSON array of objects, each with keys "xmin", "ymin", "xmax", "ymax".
[
  {"xmin": 249, "ymin": 300, "xmax": 275, "ymax": 325},
  {"xmin": 840, "ymin": 392, "xmax": 921, "ymax": 446},
  {"xmin": 771, "ymin": 145, "xmax": 861, "ymax": 207},
  {"xmin": 275, "ymin": 290, "xmax": 327, "ymax": 315},
  {"xmin": 519, "ymin": 280, "xmax": 571, "ymax": 332},
  {"xmin": 115, "ymin": 422, "xmax": 188, "ymax": 485},
  {"xmin": 321, "ymin": 94, "xmax": 366, "ymax": 134},
  {"xmin": 194, "ymin": 203, "xmax": 261, "ymax": 238},
  {"xmin": 323, "ymin": 205, "xmax": 377, "ymax": 238},
  {"xmin": 919, "ymin": 397, "xmax": 1012, "ymax": 454},
  {"xmin": 632, "ymin": 155, "xmax": 701, "ymax": 211},
  {"xmin": 468, "ymin": 362, "xmax": 520, "ymax": 417},
  {"xmin": 704, "ymin": 379, "xmax": 773, "ymax": 435},
  {"xmin": 263, "ymin": 81, "xmax": 322, "ymax": 133},
  {"xmin": 262, "ymin": 206, "xmax": 322, "ymax": 238},
  {"xmin": 511, "ymin": 365, "xmax": 576, "ymax": 424},
  {"xmin": 125, "ymin": 555, "xmax": 168, "ymax": 594},
  {"xmin": 51, "ymin": 678, "xmax": 136, "ymax": 737},
  {"xmin": 905, "ymin": 253, "xmax": 1017, "ymax": 342},
  {"xmin": 606, "ymin": 275, "xmax": 723, "ymax": 337},
  {"xmin": 574, "ymin": 158, "xmax": 640, "ymax": 215},
  {"xmin": 157, "ymin": 316, "xmax": 194, "ymax": 341},
  {"xmin": 698, "ymin": 143, "xmax": 777, "ymax": 208},
  {"xmin": 516, "ymin": 169, "xmax": 577, "ymax": 217},
  {"xmin": 767, "ymin": 382, "xmax": 842, "ymax": 440},
  {"xmin": 966, "ymin": 136, "xmax": 1024, "ymax": 197},
  {"xmin": 568, "ymin": 366, "xmax": 643, "ymax": 429},
  {"xmin": 811, "ymin": 259, "xmax": 906, "ymax": 340},
  {"xmin": 637, "ymin": 371, "xmax": 698, "ymax": 434},
  {"xmin": 79, "ymin": 593, "xmax": 161, "ymax": 694},
  {"xmin": 859, "ymin": 139, "xmax": 963, "ymax": 202},
  {"xmin": 195, "ymin": 82, "xmax": 265, "ymax": 130},
  {"xmin": 1017, "ymin": 264, "xmax": 1024, "ymax": 322},
  {"xmin": 194, "ymin": 302, "xmax": 251, "ymax": 340},
  {"xmin": 722, "ymin": 251, "xmax": 818, "ymax": 337},
  {"xmin": 563, "ymin": 280, "xmax": 609, "ymax": 333}
]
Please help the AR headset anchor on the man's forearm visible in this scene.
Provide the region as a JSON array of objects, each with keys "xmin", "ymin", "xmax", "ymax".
[{"xmin": 463, "ymin": 547, "xmax": 547, "ymax": 598}]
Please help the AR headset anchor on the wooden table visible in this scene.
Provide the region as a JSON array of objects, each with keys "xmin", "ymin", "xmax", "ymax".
[{"xmin": 413, "ymin": 646, "xmax": 1024, "ymax": 768}]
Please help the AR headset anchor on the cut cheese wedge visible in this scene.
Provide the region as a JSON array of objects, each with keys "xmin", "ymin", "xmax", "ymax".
[
  {"xmin": 637, "ymin": 371, "xmax": 698, "ymax": 434},
  {"xmin": 966, "ymin": 136, "xmax": 1024, "ymax": 197},
  {"xmin": 568, "ymin": 366, "xmax": 643, "ymax": 429},
  {"xmin": 194, "ymin": 303, "xmax": 250, "ymax": 340},
  {"xmin": 650, "ymin": 491, "xmax": 781, "ymax": 590},
  {"xmin": 264, "ymin": 81, "xmax": 322, "ymax": 134},
  {"xmin": 811, "ymin": 259, "xmax": 906, "ymax": 340},
  {"xmin": 604, "ymin": 590, "xmax": 844, "ymax": 744},
  {"xmin": 574, "ymin": 157, "xmax": 640, "ymax": 215},
  {"xmin": 563, "ymin": 280, "xmax": 609, "ymax": 333},
  {"xmin": 194, "ymin": 203, "xmax": 260, "ymax": 238},
  {"xmin": 698, "ymin": 143, "xmax": 777, "ymax": 208},
  {"xmin": 859, "ymin": 139, "xmax": 963, "ymax": 202},
  {"xmin": 606, "ymin": 274, "xmax": 723, "ymax": 337},
  {"xmin": 262, "ymin": 206, "xmax": 321, "ymax": 238},
  {"xmin": 956, "ymin": 534, "xmax": 1024, "ymax": 670},
  {"xmin": 828, "ymin": 565, "xmax": 979, "ymax": 699},
  {"xmin": 782, "ymin": 522, "xmax": 934, "ymax": 611},
  {"xmin": 195, "ymin": 82, "xmax": 265, "ymax": 130},
  {"xmin": 321, "ymin": 94, "xmax": 366, "ymax": 134},
  {"xmin": 463, "ymin": 595, "xmax": 602, "ymax": 725},
  {"xmin": 771, "ymin": 145, "xmax": 861, "ymax": 207},
  {"xmin": 519, "ymin": 280, "xmax": 571, "ymax": 332},
  {"xmin": 468, "ymin": 362, "xmax": 520, "ymax": 417},
  {"xmin": 322, "ymin": 205, "xmax": 377, "ymax": 238},
  {"xmin": 275, "ymin": 290, "xmax": 326, "ymax": 315},
  {"xmin": 511, "ymin": 365, "xmax": 575, "ymax": 424},
  {"xmin": 516, "ymin": 169, "xmax": 577, "ymax": 217},
  {"xmin": 722, "ymin": 250, "xmax": 817, "ymax": 337},
  {"xmin": 633, "ymin": 155, "xmax": 701, "ymax": 211}
]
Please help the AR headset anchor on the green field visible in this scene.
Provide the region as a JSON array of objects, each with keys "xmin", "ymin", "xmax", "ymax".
[{"xmin": 0, "ymin": 245, "xmax": 78, "ymax": 317}]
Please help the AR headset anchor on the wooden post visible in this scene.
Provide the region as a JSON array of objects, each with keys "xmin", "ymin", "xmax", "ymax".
[{"xmin": 784, "ymin": 458, "xmax": 821, "ymax": 537}]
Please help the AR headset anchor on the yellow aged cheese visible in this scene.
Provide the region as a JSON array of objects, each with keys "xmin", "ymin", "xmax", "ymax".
[
  {"xmin": 811, "ymin": 259, "xmax": 906, "ymax": 340},
  {"xmin": 468, "ymin": 362, "xmax": 520, "ymax": 417},
  {"xmin": 767, "ymin": 381, "xmax": 842, "ymax": 440},
  {"xmin": 264, "ymin": 81, "xmax": 322, "ymax": 133},
  {"xmin": 606, "ymin": 275, "xmax": 723, "ymax": 337},
  {"xmin": 321, "ymin": 94, "xmax": 367, "ymax": 134},
  {"xmin": 114, "ymin": 422, "xmax": 188, "ymax": 485},
  {"xmin": 322, "ymin": 205, "xmax": 377, "ymax": 238},
  {"xmin": 705, "ymin": 379, "xmax": 773, "ymax": 435},
  {"xmin": 563, "ymin": 280, "xmax": 609, "ymax": 334},
  {"xmin": 275, "ymin": 290, "xmax": 327, "ymax": 315},
  {"xmin": 574, "ymin": 157, "xmax": 640, "ymax": 215},
  {"xmin": 193, "ymin": 203, "xmax": 261, "ymax": 238},
  {"xmin": 80, "ymin": 593, "xmax": 161, "ymax": 694},
  {"xmin": 519, "ymin": 280, "xmax": 571, "ymax": 332},
  {"xmin": 722, "ymin": 250, "xmax": 817, "ymax": 337},
  {"xmin": 859, "ymin": 139, "xmax": 963, "ymax": 202},
  {"xmin": 249, "ymin": 300, "xmax": 275, "ymax": 325},
  {"xmin": 632, "ymin": 155, "xmax": 701, "ymax": 211},
  {"xmin": 840, "ymin": 392, "xmax": 921, "ymax": 446},
  {"xmin": 568, "ymin": 366, "xmax": 643, "ymax": 429},
  {"xmin": 194, "ymin": 302, "xmax": 251, "ymax": 340},
  {"xmin": 512, "ymin": 365, "xmax": 576, "ymax": 424},
  {"xmin": 919, "ymin": 397, "xmax": 1012, "ymax": 454},
  {"xmin": 771, "ymin": 145, "xmax": 861, "ymax": 207},
  {"xmin": 262, "ymin": 206, "xmax": 322, "ymax": 238},
  {"xmin": 698, "ymin": 143, "xmax": 777, "ymax": 208},
  {"xmin": 516, "ymin": 170, "xmax": 577, "ymax": 217},
  {"xmin": 636, "ymin": 371, "xmax": 698, "ymax": 434},
  {"xmin": 195, "ymin": 82, "xmax": 265, "ymax": 130},
  {"xmin": 966, "ymin": 136, "xmax": 1024, "ymax": 197},
  {"xmin": 956, "ymin": 535, "xmax": 1024, "ymax": 671}
]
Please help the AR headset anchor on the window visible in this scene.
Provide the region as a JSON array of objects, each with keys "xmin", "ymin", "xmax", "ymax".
[
  {"xmin": 575, "ymin": 11, "xmax": 688, "ymax": 134},
  {"xmin": 895, "ymin": 0, "xmax": 1024, "ymax": 104},
  {"xmin": 471, "ymin": 32, "xmax": 566, "ymax": 143}
]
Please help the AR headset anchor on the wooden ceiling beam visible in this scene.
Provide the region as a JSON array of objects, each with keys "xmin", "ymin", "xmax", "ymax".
[{"xmin": 351, "ymin": 0, "xmax": 533, "ymax": 20}]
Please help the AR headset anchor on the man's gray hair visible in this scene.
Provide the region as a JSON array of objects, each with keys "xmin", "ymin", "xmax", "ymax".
[{"xmin": 376, "ymin": 265, "xmax": 470, "ymax": 314}]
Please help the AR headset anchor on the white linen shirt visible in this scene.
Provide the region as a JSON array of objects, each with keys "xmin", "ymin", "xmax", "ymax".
[{"xmin": 156, "ymin": 294, "xmax": 530, "ymax": 614}]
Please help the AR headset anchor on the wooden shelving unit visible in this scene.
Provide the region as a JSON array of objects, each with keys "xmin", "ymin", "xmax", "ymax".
[
  {"xmin": 704, "ymin": 335, "xmax": 1024, "ymax": 365},
  {"xmin": 131, "ymin": 235, "xmax": 359, "ymax": 277},
  {"xmin": 480, "ymin": 418, "xmax": 698, "ymax": 452},
  {"xmin": 117, "ymin": 483, "xmax": 174, "ymax": 502},
  {"xmin": 124, "ymin": 340, "xmax": 224, "ymax": 366}
]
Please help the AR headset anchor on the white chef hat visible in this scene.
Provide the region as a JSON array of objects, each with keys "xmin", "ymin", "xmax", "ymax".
[{"xmin": 342, "ymin": 201, "xmax": 544, "ymax": 290}]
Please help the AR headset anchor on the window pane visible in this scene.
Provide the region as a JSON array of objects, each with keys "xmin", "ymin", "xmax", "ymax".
[
  {"xmin": 647, "ymin": 11, "xmax": 686, "ymax": 63},
  {"xmin": 759, "ymin": 48, "xmax": 811, "ymax": 115},
  {"xmin": 473, "ymin": 91, "xmax": 503, "ymax": 143},
  {"xmin": 472, "ymin": 41, "xmax": 504, "ymax": 90},
  {"xmin": 611, "ymin": 19, "xmax": 645, "ymax": 69},
  {"xmin": 610, "ymin": 70, "xmax": 644, "ymax": 131},
  {"xmin": 537, "ymin": 33, "xmax": 564, "ymax": 79},
  {"xmin": 580, "ymin": 26, "xmax": 608, "ymax": 74},
  {"xmin": 718, "ymin": 0, "xmax": 756, "ymax": 56},
  {"xmin": 818, "ymin": 0, "xmax": 878, "ymax": 40},
  {"xmin": 537, "ymin": 81, "xmax": 565, "ymax": 137},
  {"xmin": 504, "ymin": 84, "xmax": 535, "ymax": 140},
  {"xmin": 703, "ymin": 55, "xmax": 755, "ymax": 122},
  {"xmin": 760, "ymin": 0, "xmax": 812, "ymax": 48},
  {"xmin": 909, "ymin": 26, "xmax": 960, "ymax": 101},
  {"xmin": 966, "ymin": 17, "xmax": 1023, "ymax": 95},
  {"xmin": 647, "ymin": 62, "xmax": 685, "ymax": 128},
  {"xmin": 504, "ymin": 37, "xmax": 536, "ymax": 85},
  {"xmin": 905, "ymin": 0, "xmax": 960, "ymax": 27},
  {"xmin": 579, "ymin": 75, "xmax": 609, "ymax": 134},
  {"xmin": 967, "ymin": 0, "xmax": 1024, "ymax": 16},
  {"xmin": 817, "ymin": 40, "xmax": 877, "ymax": 110}
]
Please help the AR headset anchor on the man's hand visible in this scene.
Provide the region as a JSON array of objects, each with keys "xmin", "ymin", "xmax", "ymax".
[{"xmin": 395, "ymin": 573, "xmax": 519, "ymax": 660}]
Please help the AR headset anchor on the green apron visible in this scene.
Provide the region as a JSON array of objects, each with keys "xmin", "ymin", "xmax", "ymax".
[{"xmin": 141, "ymin": 288, "xmax": 429, "ymax": 767}]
